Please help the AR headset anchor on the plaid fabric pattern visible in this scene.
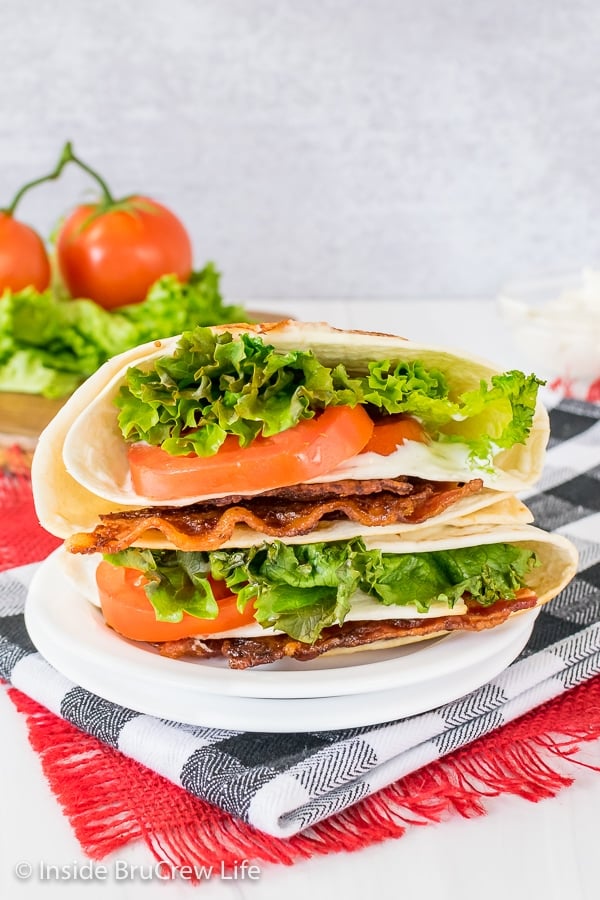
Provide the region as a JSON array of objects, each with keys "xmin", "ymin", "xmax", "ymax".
[{"xmin": 1, "ymin": 394, "xmax": 599, "ymax": 839}]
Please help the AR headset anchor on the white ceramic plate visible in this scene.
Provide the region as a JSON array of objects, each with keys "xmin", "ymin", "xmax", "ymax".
[{"xmin": 25, "ymin": 549, "xmax": 538, "ymax": 731}]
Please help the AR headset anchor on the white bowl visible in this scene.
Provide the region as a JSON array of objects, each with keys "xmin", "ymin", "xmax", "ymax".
[{"xmin": 498, "ymin": 270, "xmax": 600, "ymax": 393}]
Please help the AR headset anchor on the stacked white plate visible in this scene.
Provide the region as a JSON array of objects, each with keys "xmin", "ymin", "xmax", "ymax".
[{"xmin": 25, "ymin": 549, "xmax": 537, "ymax": 733}]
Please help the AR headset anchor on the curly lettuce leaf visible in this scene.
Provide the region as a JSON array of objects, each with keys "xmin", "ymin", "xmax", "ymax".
[
  {"xmin": 362, "ymin": 542, "xmax": 539, "ymax": 611},
  {"xmin": 434, "ymin": 371, "xmax": 544, "ymax": 466},
  {"xmin": 106, "ymin": 540, "xmax": 539, "ymax": 643},
  {"xmin": 119, "ymin": 264, "xmax": 246, "ymax": 339},
  {"xmin": 0, "ymin": 288, "xmax": 140, "ymax": 397},
  {"xmin": 115, "ymin": 328, "xmax": 365, "ymax": 455},
  {"xmin": 363, "ymin": 360, "xmax": 543, "ymax": 467},
  {"xmin": 210, "ymin": 540, "xmax": 361, "ymax": 642},
  {"xmin": 0, "ymin": 349, "xmax": 85, "ymax": 399},
  {"xmin": 104, "ymin": 549, "xmax": 218, "ymax": 623},
  {"xmin": 116, "ymin": 328, "xmax": 543, "ymax": 467}
]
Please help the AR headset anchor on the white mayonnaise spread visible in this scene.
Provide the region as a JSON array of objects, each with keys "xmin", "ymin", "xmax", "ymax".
[{"xmin": 190, "ymin": 591, "xmax": 468, "ymax": 640}]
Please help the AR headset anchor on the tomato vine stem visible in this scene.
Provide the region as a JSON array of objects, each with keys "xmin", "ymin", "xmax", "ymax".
[
  {"xmin": 2, "ymin": 141, "xmax": 116, "ymax": 216},
  {"xmin": 64, "ymin": 142, "xmax": 116, "ymax": 206}
]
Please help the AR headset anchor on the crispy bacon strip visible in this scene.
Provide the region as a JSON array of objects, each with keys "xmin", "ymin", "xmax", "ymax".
[
  {"xmin": 67, "ymin": 478, "xmax": 483, "ymax": 554},
  {"xmin": 153, "ymin": 593, "xmax": 538, "ymax": 669},
  {"xmin": 190, "ymin": 477, "xmax": 423, "ymax": 505}
]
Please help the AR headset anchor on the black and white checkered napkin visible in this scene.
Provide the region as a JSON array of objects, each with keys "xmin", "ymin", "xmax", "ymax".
[{"xmin": 1, "ymin": 395, "xmax": 599, "ymax": 838}]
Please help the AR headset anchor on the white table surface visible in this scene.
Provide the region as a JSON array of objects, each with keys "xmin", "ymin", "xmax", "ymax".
[{"xmin": 2, "ymin": 298, "xmax": 599, "ymax": 900}]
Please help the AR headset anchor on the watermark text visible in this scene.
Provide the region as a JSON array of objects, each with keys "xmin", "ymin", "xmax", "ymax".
[{"xmin": 14, "ymin": 858, "xmax": 261, "ymax": 883}]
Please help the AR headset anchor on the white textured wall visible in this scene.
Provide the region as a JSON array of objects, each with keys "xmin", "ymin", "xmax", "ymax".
[{"xmin": 1, "ymin": 0, "xmax": 599, "ymax": 301}]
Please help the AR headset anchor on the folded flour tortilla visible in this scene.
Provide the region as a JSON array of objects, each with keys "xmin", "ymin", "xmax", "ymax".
[{"xmin": 33, "ymin": 320, "xmax": 549, "ymax": 538}]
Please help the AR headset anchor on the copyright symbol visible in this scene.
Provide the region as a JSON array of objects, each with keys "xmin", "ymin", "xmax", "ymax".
[{"xmin": 15, "ymin": 861, "xmax": 33, "ymax": 879}]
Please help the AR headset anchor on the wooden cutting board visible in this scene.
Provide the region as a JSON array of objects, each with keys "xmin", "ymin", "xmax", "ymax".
[{"xmin": 0, "ymin": 393, "xmax": 66, "ymax": 441}]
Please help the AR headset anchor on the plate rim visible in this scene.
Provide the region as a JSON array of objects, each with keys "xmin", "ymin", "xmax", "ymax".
[{"xmin": 25, "ymin": 623, "xmax": 533, "ymax": 732}]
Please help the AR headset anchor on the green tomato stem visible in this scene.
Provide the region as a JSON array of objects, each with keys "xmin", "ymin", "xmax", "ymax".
[
  {"xmin": 2, "ymin": 141, "xmax": 116, "ymax": 216},
  {"xmin": 64, "ymin": 142, "xmax": 116, "ymax": 206}
]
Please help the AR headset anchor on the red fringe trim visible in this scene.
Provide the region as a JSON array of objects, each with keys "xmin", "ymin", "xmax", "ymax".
[{"xmin": 7, "ymin": 675, "xmax": 600, "ymax": 876}]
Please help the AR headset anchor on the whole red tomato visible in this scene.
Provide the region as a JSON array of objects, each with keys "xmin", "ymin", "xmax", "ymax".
[
  {"xmin": 0, "ymin": 213, "xmax": 51, "ymax": 294},
  {"xmin": 56, "ymin": 196, "xmax": 193, "ymax": 308}
]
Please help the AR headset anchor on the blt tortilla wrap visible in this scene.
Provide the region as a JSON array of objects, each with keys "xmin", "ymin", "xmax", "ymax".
[
  {"xmin": 31, "ymin": 321, "xmax": 575, "ymax": 669},
  {"xmin": 33, "ymin": 320, "xmax": 549, "ymax": 537},
  {"xmin": 56, "ymin": 515, "xmax": 577, "ymax": 668}
]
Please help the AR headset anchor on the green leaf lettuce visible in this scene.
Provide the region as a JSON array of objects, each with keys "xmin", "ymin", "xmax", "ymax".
[
  {"xmin": 105, "ymin": 540, "xmax": 539, "ymax": 643},
  {"xmin": 0, "ymin": 264, "xmax": 246, "ymax": 399},
  {"xmin": 115, "ymin": 327, "xmax": 543, "ymax": 468}
]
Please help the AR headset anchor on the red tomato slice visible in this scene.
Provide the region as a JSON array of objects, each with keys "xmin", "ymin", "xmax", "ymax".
[
  {"xmin": 361, "ymin": 414, "xmax": 427, "ymax": 456},
  {"xmin": 96, "ymin": 561, "xmax": 254, "ymax": 642},
  {"xmin": 128, "ymin": 404, "xmax": 375, "ymax": 500}
]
